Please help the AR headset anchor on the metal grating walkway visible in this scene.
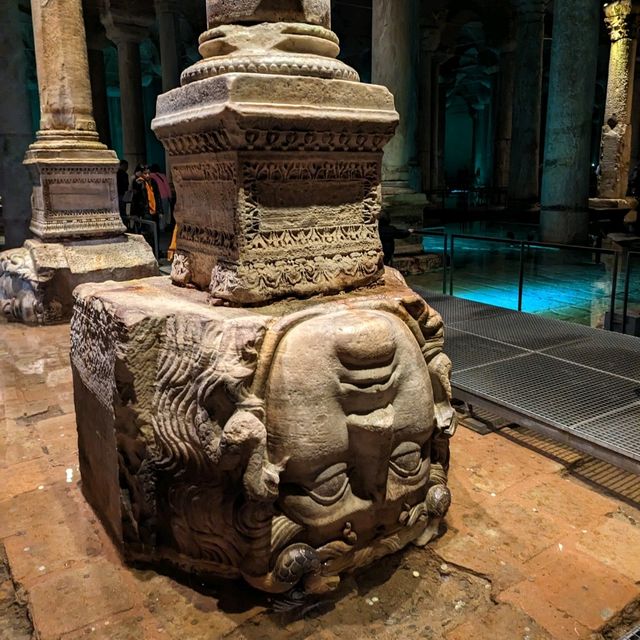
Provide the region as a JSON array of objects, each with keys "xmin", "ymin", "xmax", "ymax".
[
  {"xmin": 620, "ymin": 627, "xmax": 640, "ymax": 640},
  {"xmin": 416, "ymin": 290, "xmax": 640, "ymax": 475}
]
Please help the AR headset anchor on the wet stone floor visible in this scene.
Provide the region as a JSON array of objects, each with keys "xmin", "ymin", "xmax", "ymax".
[{"xmin": 1, "ymin": 320, "xmax": 639, "ymax": 640}]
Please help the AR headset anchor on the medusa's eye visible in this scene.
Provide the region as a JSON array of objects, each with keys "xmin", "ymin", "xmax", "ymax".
[
  {"xmin": 389, "ymin": 442, "xmax": 423, "ymax": 478},
  {"xmin": 303, "ymin": 463, "xmax": 349, "ymax": 505}
]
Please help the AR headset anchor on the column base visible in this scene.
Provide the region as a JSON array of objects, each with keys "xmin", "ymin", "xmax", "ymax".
[
  {"xmin": 382, "ymin": 183, "xmax": 428, "ymax": 226},
  {"xmin": 70, "ymin": 272, "xmax": 455, "ymax": 595},
  {"xmin": 0, "ymin": 234, "xmax": 158, "ymax": 325},
  {"xmin": 589, "ymin": 197, "xmax": 638, "ymax": 210}
]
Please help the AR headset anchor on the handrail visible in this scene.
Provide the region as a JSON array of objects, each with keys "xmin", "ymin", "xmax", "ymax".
[
  {"xmin": 410, "ymin": 229, "xmax": 631, "ymax": 329},
  {"xmin": 622, "ymin": 251, "xmax": 639, "ymax": 335}
]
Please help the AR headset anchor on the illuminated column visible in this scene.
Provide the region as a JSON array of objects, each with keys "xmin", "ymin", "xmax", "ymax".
[
  {"xmin": 597, "ymin": 0, "xmax": 640, "ymax": 201},
  {"xmin": 508, "ymin": 0, "xmax": 545, "ymax": 206},
  {"xmin": 540, "ymin": 0, "xmax": 600, "ymax": 243}
]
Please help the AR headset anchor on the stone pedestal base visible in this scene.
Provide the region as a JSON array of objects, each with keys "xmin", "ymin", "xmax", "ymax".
[
  {"xmin": 0, "ymin": 235, "xmax": 158, "ymax": 325},
  {"xmin": 383, "ymin": 191, "xmax": 428, "ymax": 227},
  {"xmin": 70, "ymin": 272, "xmax": 455, "ymax": 594},
  {"xmin": 589, "ymin": 196, "xmax": 637, "ymax": 210}
]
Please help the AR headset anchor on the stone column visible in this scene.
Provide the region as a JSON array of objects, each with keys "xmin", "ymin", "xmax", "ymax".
[
  {"xmin": 101, "ymin": 3, "xmax": 154, "ymax": 168},
  {"xmin": 597, "ymin": 0, "xmax": 640, "ymax": 202},
  {"xmin": 508, "ymin": 0, "xmax": 546, "ymax": 207},
  {"xmin": 493, "ymin": 39, "xmax": 516, "ymax": 191},
  {"xmin": 71, "ymin": 0, "xmax": 456, "ymax": 599},
  {"xmin": 155, "ymin": 0, "xmax": 181, "ymax": 173},
  {"xmin": 372, "ymin": 0, "xmax": 424, "ymax": 201},
  {"xmin": 87, "ymin": 42, "xmax": 112, "ymax": 149},
  {"xmin": 110, "ymin": 33, "xmax": 147, "ymax": 168},
  {"xmin": 25, "ymin": 0, "xmax": 125, "ymax": 240},
  {"xmin": 418, "ymin": 26, "xmax": 441, "ymax": 196},
  {"xmin": 540, "ymin": 0, "xmax": 600, "ymax": 243},
  {"xmin": 0, "ymin": 0, "xmax": 157, "ymax": 325},
  {"xmin": 0, "ymin": 0, "xmax": 34, "ymax": 249},
  {"xmin": 155, "ymin": 0, "xmax": 181, "ymax": 92}
]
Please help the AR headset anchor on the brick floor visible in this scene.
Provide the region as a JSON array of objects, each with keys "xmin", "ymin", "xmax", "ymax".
[{"xmin": 1, "ymin": 320, "xmax": 639, "ymax": 639}]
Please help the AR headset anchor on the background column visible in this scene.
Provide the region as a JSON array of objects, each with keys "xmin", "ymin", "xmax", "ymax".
[
  {"xmin": 0, "ymin": 0, "xmax": 34, "ymax": 248},
  {"xmin": 372, "ymin": 0, "xmax": 421, "ymax": 195},
  {"xmin": 25, "ymin": 0, "xmax": 125, "ymax": 240},
  {"xmin": 597, "ymin": 0, "xmax": 640, "ymax": 202},
  {"xmin": 101, "ymin": 2, "xmax": 154, "ymax": 169},
  {"xmin": 540, "ymin": 0, "xmax": 600, "ymax": 243},
  {"xmin": 493, "ymin": 37, "xmax": 516, "ymax": 192},
  {"xmin": 508, "ymin": 0, "xmax": 546, "ymax": 207}
]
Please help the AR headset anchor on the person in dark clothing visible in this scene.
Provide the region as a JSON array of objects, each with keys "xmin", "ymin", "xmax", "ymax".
[
  {"xmin": 379, "ymin": 214, "xmax": 414, "ymax": 266},
  {"xmin": 130, "ymin": 165, "xmax": 161, "ymax": 222},
  {"xmin": 117, "ymin": 159, "xmax": 129, "ymax": 221}
]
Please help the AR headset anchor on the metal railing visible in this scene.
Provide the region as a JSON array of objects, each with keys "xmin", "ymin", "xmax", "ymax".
[{"xmin": 414, "ymin": 230, "xmax": 638, "ymax": 335}]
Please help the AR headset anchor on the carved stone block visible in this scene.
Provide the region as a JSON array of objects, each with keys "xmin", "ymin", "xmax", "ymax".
[
  {"xmin": 0, "ymin": 235, "xmax": 158, "ymax": 324},
  {"xmin": 152, "ymin": 73, "xmax": 398, "ymax": 304},
  {"xmin": 24, "ymin": 146, "xmax": 126, "ymax": 241},
  {"xmin": 70, "ymin": 272, "xmax": 456, "ymax": 594}
]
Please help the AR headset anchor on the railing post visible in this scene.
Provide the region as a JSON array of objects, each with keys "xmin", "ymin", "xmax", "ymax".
[
  {"xmin": 442, "ymin": 233, "xmax": 448, "ymax": 294},
  {"xmin": 607, "ymin": 250, "xmax": 619, "ymax": 332},
  {"xmin": 449, "ymin": 235, "xmax": 455, "ymax": 296},
  {"xmin": 518, "ymin": 241, "xmax": 525, "ymax": 312},
  {"xmin": 621, "ymin": 253, "xmax": 633, "ymax": 335}
]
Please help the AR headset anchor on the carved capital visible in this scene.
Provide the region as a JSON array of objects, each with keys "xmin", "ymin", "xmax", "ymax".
[{"xmin": 604, "ymin": 0, "xmax": 640, "ymax": 42}]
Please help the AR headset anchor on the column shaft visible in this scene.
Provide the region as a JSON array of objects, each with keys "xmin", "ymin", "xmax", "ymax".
[
  {"xmin": 372, "ymin": 0, "xmax": 420, "ymax": 192},
  {"xmin": 0, "ymin": 0, "xmax": 34, "ymax": 248},
  {"xmin": 418, "ymin": 50, "xmax": 433, "ymax": 194},
  {"xmin": 508, "ymin": 0, "xmax": 545, "ymax": 205},
  {"xmin": 88, "ymin": 48, "xmax": 112, "ymax": 148},
  {"xmin": 30, "ymin": 0, "xmax": 96, "ymax": 134},
  {"xmin": 494, "ymin": 47, "xmax": 516, "ymax": 191},
  {"xmin": 598, "ymin": 0, "xmax": 639, "ymax": 200},
  {"xmin": 156, "ymin": 2, "xmax": 181, "ymax": 92},
  {"xmin": 116, "ymin": 39, "xmax": 147, "ymax": 168},
  {"xmin": 540, "ymin": 0, "xmax": 600, "ymax": 243}
]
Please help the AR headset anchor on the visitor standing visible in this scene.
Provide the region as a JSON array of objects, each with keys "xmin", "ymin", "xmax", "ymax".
[
  {"xmin": 379, "ymin": 213, "xmax": 414, "ymax": 266},
  {"xmin": 131, "ymin": 165, "xmax": 161, "ymax": 224},
  {"xmin": 150, "ymin": 164, "xmax": 173, "ymax": 231},
  {"xmin": 117, "ymin": 159, "xmax": 129, "ymax": 222}
]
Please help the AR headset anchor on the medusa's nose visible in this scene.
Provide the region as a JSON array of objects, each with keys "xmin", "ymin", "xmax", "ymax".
[{"xmin": 334, "ymin": 312, "xmax": 399, "ymax": 503}]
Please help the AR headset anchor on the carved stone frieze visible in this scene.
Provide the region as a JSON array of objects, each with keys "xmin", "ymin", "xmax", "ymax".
[
  {"xmin": 71, "ymin": 273, "xmax": 456, "ymax": 594},
  {"xmin": 25, "ymin": 157, "xmax": 126, "ymax": 241}
]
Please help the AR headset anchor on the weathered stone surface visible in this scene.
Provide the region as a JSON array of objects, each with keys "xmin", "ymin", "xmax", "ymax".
[
  {"xmin": 207, "ymin": 0, "xmax": 331, "ymax": 29},
  {"xmin": 597, "ymin": 0, "xmax": 640, "ymax": 201},
  {"xmin": 70, "ymin": 272, "xmax": 456, "ymax": 594},
  {"xmin": 0, "ymin": 236, "xmax": 158, "ymax": 325},
  {"xmin": 154, "ymin": 63, "xmax": 396, "ymax": 305},
  {"xmin": 26, "ymin": 0, "xmax": 126, "ymax": 241}
]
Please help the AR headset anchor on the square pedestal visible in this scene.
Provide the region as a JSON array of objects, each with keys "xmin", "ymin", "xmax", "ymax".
[{"xmin": 70, "ymin": 273, "xmax": 455, "ymax": 594}]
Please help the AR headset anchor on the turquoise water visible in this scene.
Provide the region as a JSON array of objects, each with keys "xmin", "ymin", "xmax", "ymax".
[{"xmin": 407, "ymin": 223, "xmax": 638, "ymax": 328}]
